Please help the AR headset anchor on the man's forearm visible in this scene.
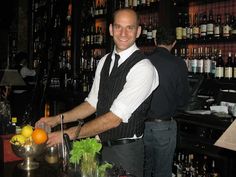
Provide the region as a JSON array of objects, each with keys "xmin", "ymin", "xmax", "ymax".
[
  {"xmin": 58, "ymin": 101, "xmax": 96, "ymax": 124},
  {"xmin": 78, "ymin": 112, "xmax": 122, "ymax": 139}
]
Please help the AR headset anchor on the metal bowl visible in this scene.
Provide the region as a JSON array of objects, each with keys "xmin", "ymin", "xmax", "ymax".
[{"xmin": 11, "ymin": 143, "xmax": 46, "ymax": 170}]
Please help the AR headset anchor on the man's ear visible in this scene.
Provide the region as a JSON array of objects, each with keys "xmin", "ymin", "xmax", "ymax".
[
  {"xmin": 109, "ymin": 24, "xmax": 113, "ymax": 37},
  {"xmin": 136, "ymin": 26, "xmax": 142, "ymax": 38}
]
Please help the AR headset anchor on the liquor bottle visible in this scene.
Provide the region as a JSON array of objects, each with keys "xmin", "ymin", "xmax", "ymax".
[
  {"xmin": 182, "ymin": 13, "xmax": 189, "ymax": 41},
  {"xmin": 176, "ymin": 153, "xmax": 184, "ymax": 177},
  {"xmin": 210, "ymin": 48, "xmax": 217, "ymax": 78},
  {"xmin": 192, "ymin": 13, "xmax": 200, "ymax": 40},
  {"xmin": 204, "ymin": 47, "xmax": 212, "ymax": 78},
  {"xmin": 133, "ymin": 0, "xmax": 138, "ymax": 9},
  {"xmin": 147, "ymin": 16, "xmax": 154, "ymax": 45},
  {"xmin": 230, "ymin": 15, "xmax": 236, "ymax": 36},
  {"xmin": 197, "ymin": 47, "xmax": 204, "ymax": 74},
  {"xmin": 186, "ymin": 14, "xmax": 193, "ymax": 40},
  {"xmin": 176, "ymin": 12, "xmax": 183, "ymax": 41},
  {"xmin": 223, "ymin": 13, "xmax": 231, "ymax": 38},
  {"xmin": 209, "ymin": 160, "xmax": 220, "ymax": 177},
  {"xmin": 207, "ymin": 10, "xmax": 215, "ymax": 40},
  {"xmin": 214, "ymin": 14, "xmax": 222, "ymax": 39},
  {"xmin": 141, "ymin": 0, "xmax": 146, "ymax": 8},
  {"xmin": 224, "ymin": 52, "xmax": 233, "ymax": 80},
  {"xmin": 152, "ymin": 18, "xmax": 158, "ymax": 44},
  {"xmin": 141, "ymin": 23, "xmax": 148, "ymax": 45},
  {"xmin": 191, "ymin": 48, "xmax": 198, "ymax": 74},
  {"xmin": 66, "ymin": 0, "xmax": 72, "ymax": 22},
  {"xmin": 200, "ymin": 12, "xmax": 207, "ymax": 40},
  {"xmin": 215, "ymin": 50, "xmax": 224, "ymax": 79}
]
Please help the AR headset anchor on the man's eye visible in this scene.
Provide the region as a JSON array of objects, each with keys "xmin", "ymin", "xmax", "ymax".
[
  {"xmin": 114, "ymin": 25, "xmax": 121, "ymax": 30},
  {"xmin": 127, "ymin": 26, "xmax": 135, "ymax": 30}
]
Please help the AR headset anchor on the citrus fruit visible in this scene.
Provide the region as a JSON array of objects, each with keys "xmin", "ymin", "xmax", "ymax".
[
  {"xmin": 10, "ymin": 134, "xmax": 27, "ymax": 145},
  {"xmin": 21, "ymin": 125, "xmax": 33, "ymax": 138},
  {"xmin": 32, "ymin": 128, "xmax": 48, "ymax": 144}
]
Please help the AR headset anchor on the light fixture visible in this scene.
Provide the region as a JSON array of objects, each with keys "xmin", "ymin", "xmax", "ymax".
[{"xmin": 0, "ymin": 69, "xmax": 26, "ymax": 86}]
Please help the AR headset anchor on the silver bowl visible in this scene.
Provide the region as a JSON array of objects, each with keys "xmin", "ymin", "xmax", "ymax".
[{"xmin": 11, "ymin": 143, "xmax": 46, "ymax": 170}]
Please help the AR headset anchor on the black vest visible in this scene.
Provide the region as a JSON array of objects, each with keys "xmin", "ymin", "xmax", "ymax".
[{"xmin": 97, "ymin": 50, "xmax": 151, "ymax": 142}]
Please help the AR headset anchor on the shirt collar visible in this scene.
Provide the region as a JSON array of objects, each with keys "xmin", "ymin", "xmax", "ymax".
[{"xmin": 112, "ymin": 43, "xmax": 139, "ymax": 63}]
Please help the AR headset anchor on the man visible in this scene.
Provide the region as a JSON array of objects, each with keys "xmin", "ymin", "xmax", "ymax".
[
  {"xmin": 10, "ymin": 52, "xmax": 36, "ymax": 124},
  {"xmin": 143, "ymin": 27, "xmax": 189, "ymax": 177},
  {"xmin": 36, "ymin": 8, "xmax": 158, "ymax": 176}
]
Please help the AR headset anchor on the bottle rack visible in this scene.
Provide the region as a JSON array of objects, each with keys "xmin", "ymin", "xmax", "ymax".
[
  {"xmin": 78, "ymin": 0, "xmax": 111, "ymax": 94},
  {"xmin": 174, "ymin": 1, "xmax": 236, "ymax": 176}
]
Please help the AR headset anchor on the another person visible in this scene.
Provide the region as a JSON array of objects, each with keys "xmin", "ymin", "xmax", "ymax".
[
  {"xmin": 143, "ymin": 27, "xmax": 189, "ymax": 177},
  {"xmin": 10, "ymin": 52, "xmax": 36, "ymax": 124},
  {"xmin": 36, "ymin": 8, "xmax": 159, "ymax": 176}
]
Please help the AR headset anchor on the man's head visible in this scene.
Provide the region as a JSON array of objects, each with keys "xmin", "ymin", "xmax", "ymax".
[
  {"xmin": 109, "ymin": 8, "xmax": 141, "ymax": 53},
  {"xmin": 155, "ymin": 26, "xmax": 176, "ymax": 51}
]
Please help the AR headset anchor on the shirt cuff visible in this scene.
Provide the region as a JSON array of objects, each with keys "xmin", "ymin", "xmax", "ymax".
[{"xmin": 110, "ymin": 101, "xmax": 131, "ymax": 123}]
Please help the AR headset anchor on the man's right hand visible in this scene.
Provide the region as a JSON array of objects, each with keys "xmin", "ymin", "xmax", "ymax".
[{"xmin": 35, "ymin": 115, "xmax": 59, "ymax": 130}]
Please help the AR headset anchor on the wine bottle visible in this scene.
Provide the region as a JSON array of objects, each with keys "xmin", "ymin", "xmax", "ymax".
[
  {"xmin": 215, "ymin": 50, "xmax": 224, "ymax": 79},
  {"xmin": 204, "ymin": 47, "xmax": 212, "ymax": 78},
  {"xmin": 200, "ymin": 12, "xmax": 207, "ymax": 40},
  {"xmin": 223, "ymin": 13, "xmax": 231, "ymax": 38},
  {"xmin": 214, "ymin": 14, "xmax": 222, "ymax": 39},
  {"xmin": 224, "ymin": 52, "xmax": 233, "ymax": 79},
  {"xmin": 206, "ymin": 10, "xmax": 214, "ymax": 40},
  {"xmin": 193, "ymin": 13, "xmax": 200, "ymax": 40},
  {"xmin": 176, "ymin": 12, "xmax": 183, "ymax": 41}
]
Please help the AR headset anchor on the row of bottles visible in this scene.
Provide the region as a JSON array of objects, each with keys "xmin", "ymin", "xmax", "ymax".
[
  {"xmin": 80, "ymin": 49, "xmax": 105, "ymax": 73},
  {"xmin": 176, "ymin": 11, "xmax": 236, "ymax": 42},
  {"xmin": 137, "ymin": 15, "xmax": 158, "ymax": 46},
  {"xmin": 173, "ymin": 152, "xmax": 221, "ymax": 177},
  {"xmin": 176, "ymin": 47, "xmax": 236, "ymax": 80},
  {"xmin": 81, "ymin": 25, "xmax": 106, "ymax": 46},
  {"xmin": 116, "ymin": 0, "xmax": 159, "ymax": 10},
  {"xmin": 88, "ymin": 0, "xmax": 107, "ymax": 17},
  {"xmin": 79, "ymin": 0, "xmax": 109, "ymax": 94}
]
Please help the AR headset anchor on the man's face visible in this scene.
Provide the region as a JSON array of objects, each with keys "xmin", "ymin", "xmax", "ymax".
[{"xmin": 109, "ymin": 10, "xmax": 141, "ymax": 53}]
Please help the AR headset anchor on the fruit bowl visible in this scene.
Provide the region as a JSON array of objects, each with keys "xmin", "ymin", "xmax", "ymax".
[{"xmin": 11, "ymin": 142, "xmax": 46, "ymax": 170}]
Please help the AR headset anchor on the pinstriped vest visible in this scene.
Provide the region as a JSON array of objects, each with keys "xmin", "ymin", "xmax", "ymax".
[{"xmin": 97, "ymin": 50, "xmax": 152, "ymax": 142}]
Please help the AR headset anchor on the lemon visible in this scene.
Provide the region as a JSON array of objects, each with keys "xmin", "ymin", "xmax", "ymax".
[
  {"xmin": 21, "ymin": 125, "xmax": 33, "ymax": 138},
  {"xmin": 10, "ymin": 134, "xmax": 26, "ymax": 145}
]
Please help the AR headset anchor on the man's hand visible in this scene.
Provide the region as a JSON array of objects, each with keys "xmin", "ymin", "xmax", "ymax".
[
  {"xmin": 35, "ymin": 116, "xmax": 59, "ymax": 129},
  {"xmin": 46, "ymin": 126, "xmax": 79, "ymax": 147}
]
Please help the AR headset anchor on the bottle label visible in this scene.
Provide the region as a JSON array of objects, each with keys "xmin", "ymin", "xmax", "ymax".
[
  {"xmin": 204, "ymin": 59, "xmax": 211, "ymax": 73},
  {"xmin": 215, "ymin": 67, "xmax": 224, "ymax": 78},
  {"xmin": 225, "ymin": 67, "xmax": 232, "ymax": 78},
  {"xmin": 197, "ymin": 59, "xmax": 204, "ymax": 73},
  {"xmin": 211, "ymin": 60, "xmax": 216, "ymax": 75},
  {"xmin": 214, "ymin": 26, "xmax": 220, "ymax": 37},
  {"xmin": 152, "ymin": 29, "xmax": 157, "ymax": 39},
  {"xmin": 176, "ymin": 27, "xmax": 183, "ymax": 40},
  {"xmin": 186, "ymin": 27, "xmax": 192, "ymax": 39},
  {"xmin": 191, "ymin": 59, "xmax": 197, "ymax": 73},
  {"xmin": 147, "ymin": 31, "xmax": 152, "ymax": 39},
  {"xmin": 223, "ymin": 25, "xmax": 230, "ymax": 37},
  {"xmin": 207, "ymin": 23, "xmax": 214, "ymax": 35},
  {"xmin": 200, "ymin": 24, "xmax": 207, "ymax": 36},
  {"xmin": 193, "ymin": 27, "xmax": 199, "ymax": 38}
]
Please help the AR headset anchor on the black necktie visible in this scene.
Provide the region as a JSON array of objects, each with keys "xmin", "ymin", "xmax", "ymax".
[{"xmin": 111, "ymin": 54, "xmax": 120, "ymax": 74}]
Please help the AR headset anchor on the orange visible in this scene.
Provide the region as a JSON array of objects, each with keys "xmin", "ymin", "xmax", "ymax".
[{"xmin": 32, "ymin": 128, "xmax": 48, "ymax": 144}]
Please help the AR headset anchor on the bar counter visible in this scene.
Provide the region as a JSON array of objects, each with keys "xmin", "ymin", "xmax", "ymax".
[{"xmin": 4, "ymin": 160, "xmax": 80, "ymax": 177}]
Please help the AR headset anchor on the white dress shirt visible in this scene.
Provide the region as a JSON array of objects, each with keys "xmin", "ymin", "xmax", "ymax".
[{"xmin": 86, "ymin": 43, "xmax": 159, "ymax": 123}]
